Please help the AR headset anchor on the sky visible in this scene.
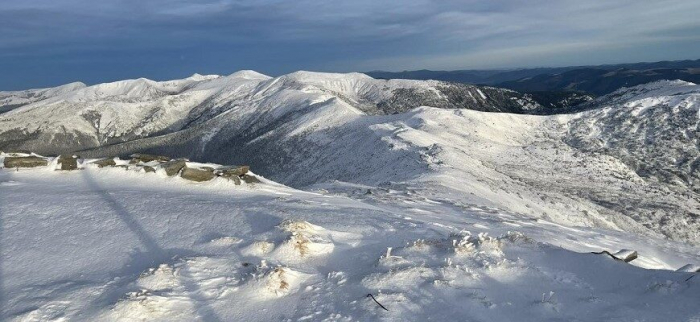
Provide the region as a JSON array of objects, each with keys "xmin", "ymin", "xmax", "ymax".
[{"xmin": 2, "ymin": 0, "xmax": 700, "ymax": 90}]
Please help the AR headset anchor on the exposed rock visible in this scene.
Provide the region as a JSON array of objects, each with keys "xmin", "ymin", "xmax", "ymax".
[
  {"xmin": 241, "ymin": 174, "xmax": 261, "ymax": 184},
  {"xmin": 612, "ymin": 249, "xmax": 638, "ymax": 263},
  {"xmin": 160, "ymin": 159, "xmax": 186, "ymax": 176},
  {"xmin": 142, "ymin": 166, "xmax": 156, "ymax": 173},
  {"xmin": 3, "ymin": 156, "xmax": 48, "ymax": 168},
  {"xmin": 57, "ymin": 154, "xmax": 79, "ymax": 171},
  {"xmin": 129, "ymin": 153, "xmax": 171, "ymax": 164},
  {"xmin": 217, "ymin": 165, "xmax": 250, "ymax": 177},
  {"xmin": 592, "ymin": 249, "xmax": 638, "ymax": 263},
  {"xmin": 92, "ymin": 158, "xmax": 117, "ymax": 168},
  {"xmin": 225, "ymin": 176, "xmax": 242, "ymax": 185},
  {"xmin": 180, "ymin": 166, "xmax": 216, "ymax": 182}
]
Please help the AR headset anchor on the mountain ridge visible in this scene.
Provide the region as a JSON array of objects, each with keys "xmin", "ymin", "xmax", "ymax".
[
  {"xmin": 0, "ymin": 72, "xmax": 697, "ymax": 245},
  {"xmin": 367, "ymin": 59, "xmax": 700, "ymax": 96}
]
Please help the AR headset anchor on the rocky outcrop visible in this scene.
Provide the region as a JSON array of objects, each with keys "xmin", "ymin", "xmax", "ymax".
[
  {"xmin": 241, "ymin": 174, "xmax": 261, "ymax": 184},
  {"xmin": 216, "ymin": 165, "xmax": 250, "ymax": 177},
  {"xmin": 57, "ymin": 155, "xmax": 79, "ymax": 170},
  {"xmin": 160, "ymin": 159, "xmax": 186, "ymax": 176},
  {"xmin": 180, "ymin": 166, "xmax": 216, "ymax": 182},
  {"xmin": 2, "ymin": 151, "xmax": 260, "ymax": 186},
  {"xmin": 92, "ymin": 158, "xmax": 117, "ymax": 168},
  {"xmin": 3, "ymin": 156, "xmax": 48, "ymax": 168},
  {"xmin": 129, "ymin": 153, "xmax": 171, "ymax": 164}
]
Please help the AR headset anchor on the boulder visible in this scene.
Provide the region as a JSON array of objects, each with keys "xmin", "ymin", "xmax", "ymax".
[
  {"xmin": 57, "ymin": 154, "xmax": 79, "ymax": 171},
  {"xmin": 241, "ymin": 174, "xmax": 261, "ymax": 184},
  {"xmin": 612, "ymin": 249, "xmax": 638, "ymax": 263},
  {"xmin": 129, "ymin": 153, "xmax": 171, "ymax": 164},
  {"xmin": 226, "ymin": 176, "xmax": 242, "ymax": 185},
  {"xmin": 92, "ymin": 158, "xmax": 117, "ymax": 168},
  {"xmin": 592, "ymin": 249, "xmax": 638, "ymax": 263},
  {"xmin": 142, "ymin": 166, "xmax": 156, "ymax": 173},
  {"xmin": 160, "ymin": 159, "xmax": 186, "ymax": 176},
  {"xmin": 3, "ymin": 156, "xmax": 48, "ymax": 168},
  {"xmin": 216, "ymin": 165, "xmax": 250, "ymax": 177},
  {"xmin": 180, "ymin": 167, "xmax": 216, "ymax": 182}
]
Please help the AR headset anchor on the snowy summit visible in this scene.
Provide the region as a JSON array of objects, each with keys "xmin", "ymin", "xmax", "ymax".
[{"xmin": 0, "ymin": 71, "xmax": 698, "ymax": 321}]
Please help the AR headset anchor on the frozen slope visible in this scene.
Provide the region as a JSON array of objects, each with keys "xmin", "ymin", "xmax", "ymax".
[{"xmin": 1, "ymin": 167, "xmax": 699, "ymax": 321}]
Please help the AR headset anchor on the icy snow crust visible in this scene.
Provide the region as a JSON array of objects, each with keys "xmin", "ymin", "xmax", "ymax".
[{"xmin": 1, "ymin": 166, "xmax": 699, "ymax": 321}]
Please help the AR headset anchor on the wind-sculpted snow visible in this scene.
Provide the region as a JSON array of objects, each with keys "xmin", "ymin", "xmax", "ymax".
[{"xmin": 1, "ymin": 167, "xmax": 699, "ymax": 321}]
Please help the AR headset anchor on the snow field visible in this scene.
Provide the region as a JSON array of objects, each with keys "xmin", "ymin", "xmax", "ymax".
[{"xmin": 1, "ymin": 168, "xmax": 699, "ymax": 321}]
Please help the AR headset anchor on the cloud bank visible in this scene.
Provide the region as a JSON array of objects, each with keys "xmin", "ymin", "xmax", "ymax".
[{"xmin": 2, "ymin": 0, "xmax": 700, "ymax": 89}]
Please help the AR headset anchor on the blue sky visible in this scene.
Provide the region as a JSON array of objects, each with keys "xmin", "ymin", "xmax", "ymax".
[{"xmin": 2, "ymin": 0, "xmax": 700, "ymax": 90}]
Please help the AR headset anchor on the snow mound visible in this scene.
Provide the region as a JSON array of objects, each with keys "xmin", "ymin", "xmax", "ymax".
[
  {"xmin": 245, "ymin": 264, "xmax": 306, "ymax": 297},
  {"xmin": 262, "ymin": 220, "xmax": 336, "ymax": 260},
  {"xmin": 136, "ymin": 264, "xmax": 180, "ymax": 292},
  {"xmin": 108, "ymin": 290, "xmax": 196, "ymax": 321}
]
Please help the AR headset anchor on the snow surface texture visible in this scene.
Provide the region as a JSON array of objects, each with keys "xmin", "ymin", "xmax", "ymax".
[{"xmin": 1, "ymin": 165, "xmax": 699, "ymax": 321}]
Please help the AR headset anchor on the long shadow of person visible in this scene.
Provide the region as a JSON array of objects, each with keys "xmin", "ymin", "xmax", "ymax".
[{"xmin": 81, "ymin": 170, "xmax": 223, "ymax": 321}]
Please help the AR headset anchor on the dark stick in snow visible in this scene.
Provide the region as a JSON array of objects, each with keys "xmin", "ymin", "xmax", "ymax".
[{"xmin": 367, "ymin": 293, "xmax": 389, "ymax": 311}]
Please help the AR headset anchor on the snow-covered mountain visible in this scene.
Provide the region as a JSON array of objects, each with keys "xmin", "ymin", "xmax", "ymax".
[
  {"xmin": 1, "ymin": 73, "xmax": 699, "ymax": 321},
  {"xmin": 0, "ymin": 81, "xmax": 86, "ymax": 113},
  {"xmin": 0, "ymin": 71, "xmax": 540, "ymax": 154},
  {"xmin": 0, "ymin": 73, "xmax": 698, "ymax": 246}
]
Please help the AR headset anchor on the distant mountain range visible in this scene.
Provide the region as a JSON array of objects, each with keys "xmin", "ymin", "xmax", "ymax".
[
  {"xmin": 0, "ymin": 71, "xmax": 550, "ymax": 155},
  {"xmin": 367, "ymin": 59, "xmax": 700, "ymax": 96}
]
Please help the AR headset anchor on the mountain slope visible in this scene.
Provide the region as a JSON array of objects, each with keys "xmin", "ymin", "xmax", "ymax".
[
  {"xmin": 74, "ymin": 78, "xmax": 699, "ymax": 245},
  {"xmin": 0, "ymin": 82, "xmax": 86, "ymax": 114},
  {"xmin": 0, "ymin": 73, "xmax": 697, "ymax": 244}
]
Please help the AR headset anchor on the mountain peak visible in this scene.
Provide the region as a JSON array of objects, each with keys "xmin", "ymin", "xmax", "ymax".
[
  {"xmin": 187, "ymin": 73, "xmax": 221, "ymax": 81},
  {"xmin": 227, "ymin": 70, "xmax": 271, "ymax": 80}
]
